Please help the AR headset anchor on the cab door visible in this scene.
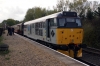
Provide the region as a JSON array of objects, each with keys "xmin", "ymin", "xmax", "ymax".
[{"xmin": 46, "ymin": 19, "xmax": 51, "ymax": 42}]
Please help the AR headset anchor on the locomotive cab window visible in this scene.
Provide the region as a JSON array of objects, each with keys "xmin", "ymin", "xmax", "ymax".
[
  {"xmin": 58, "ymin": 18, "xmax": 65, "ymax": 27},
  {"xmin": 58, "ymin": 18, "xmax": 82, "ymax": 28},
  {"xmin": 67, "ymin": 18, "xmax": 75, "ymax": 22},
  {"xmin": 76, "ymin": 19, "xmax": 81, "ymax": 26},
  {"xmin": 50, "ymin": 18, "xmax": 57, "ymax": 26}
]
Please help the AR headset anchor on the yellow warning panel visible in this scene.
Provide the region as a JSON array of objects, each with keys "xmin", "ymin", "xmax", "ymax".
[
  {"xmin": 58, "ymin": 49, "xmax": 82, "ymax": 58},
  {"xmin": 57, "ymin": 50, "xmax": 69, "ymax": 56},
  {"xmin": 77, "ymin": 49, "xmax": 82, "ymax": 57}
]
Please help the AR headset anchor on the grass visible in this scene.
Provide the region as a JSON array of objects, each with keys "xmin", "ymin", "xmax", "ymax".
[
  {"xmin": 0, "ymin": 36, "xmax": 2, "ymax": 41},
  {"xmin": 5, "ymin": 57, "xmax": 10, "ymax": 60},
  {"xmin": 0, "ymin": 35, "xmax": 10, "ymax": 56},
  {"xmin": 0, "ymin": 50, "xmax": 10, "ymax": 56},
  {"xmin": 0, "ymin": 36, "xmax": 3, "ymax": 45}
]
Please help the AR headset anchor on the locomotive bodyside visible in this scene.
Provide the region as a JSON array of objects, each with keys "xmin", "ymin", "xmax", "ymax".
[{"xmin": 23, "ymin": 11, "xmax": 85, "ymax": 57}]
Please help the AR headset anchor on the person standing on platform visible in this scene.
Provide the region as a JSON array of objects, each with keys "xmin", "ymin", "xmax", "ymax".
[
  {"xmin": 9, "ymin": 27, "xmax": 12, "ymax": 36},
  {"xmin": 7, "ymin": 26, "xmax": 10, "ymax": 36},
  {"xmin": 7, "ymin": 26, "xmax": 12, "ymax": 36},
  {"xmin": 12, "ymin": 27, "xmax": 15, "ymax": 35}
]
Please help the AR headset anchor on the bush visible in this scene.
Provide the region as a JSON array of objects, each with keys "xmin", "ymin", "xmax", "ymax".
[{"xmin": 83, "ymin": 19, "xmax": 100, "ymax": 49}]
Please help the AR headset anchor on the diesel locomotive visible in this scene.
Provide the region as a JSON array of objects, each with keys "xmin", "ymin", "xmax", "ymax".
[{"xmin": 14, "ymin": 11, "xmax": 86, "ymax": 57}]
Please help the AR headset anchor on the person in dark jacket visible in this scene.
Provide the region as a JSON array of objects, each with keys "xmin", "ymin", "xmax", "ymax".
[
  {"xmin": 7, "ymin": 26, "xmax": 12, "ymax": 36},
  {"xmin": 12, "ymin": 27, "xmax": 15, "ymax": 35}
]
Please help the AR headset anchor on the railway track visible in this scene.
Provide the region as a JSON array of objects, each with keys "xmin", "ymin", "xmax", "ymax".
[
  {"xmin": 32, "ymin": 39, "xmax": 100, "ymax": 66},
  {"xmin": 38, "ymin": 42, "xmax": 100, "ymax": 66},
  {"xmin": 78, "ymin": 47, "xmax": 100, "ymax": 66},
  {"xmin": 83, "ymin": 47, "xmax": 100, "ymax": 56}
]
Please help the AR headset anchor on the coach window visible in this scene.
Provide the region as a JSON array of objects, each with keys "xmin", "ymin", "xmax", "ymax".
[
  {"xmin": 37, "ymin": 23, "xmax": 39, "ymax": 28},
  {"xmin": 32, "ymin": 24, "xmax": 34, "ymax": 28},
  {"xmin": 38, "ymin": 23, "xmax": 40, "ymax": 28},
  {"xmin": 41, "ymin": 22, "xmax": 42, "ymax": 28},
  {"xmin": 39, "ymin": 23, "xmax": 41, "ymax": 28},
  {"xmin": 40, "ymin": 22, "xmax": 42, "ymax": 28},
  {"xmin": 40, "ymin": 22, "xmax": 41, "ymax": 28},
  {"xmin": 36, "ymin": 23, "xmax": 38, "ymax": 28},
  {"xmin": 39, "ymin": 22, "xmax": 41, "ymax": 28},
  {"xmin": 35, "ymin": 23, "xmax": 37, "ymax": 28},
  {"xmin": 41, "ymin": 30, "xmax": 43, "ymax": 36},
  {"xmin": 43, "ymin": 22, "xmax": 45, "ymax": 28},
  {"xmin": 39, "ymin": 23, "xmax": 40, "ymax": 28},
  {"xmin": 35, "ymin": 23, "xmax": 36, "ymax": 28}
]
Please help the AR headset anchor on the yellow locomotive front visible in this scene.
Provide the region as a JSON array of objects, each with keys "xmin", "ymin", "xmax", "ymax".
[{"xmin": 55, "ymin": 12, "xmax": 84, "ymax": 57}]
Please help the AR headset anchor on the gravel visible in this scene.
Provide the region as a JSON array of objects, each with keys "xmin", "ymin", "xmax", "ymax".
[{"xmin": 0, "ymin": 31, "xmax": 67, "ymax": 66}]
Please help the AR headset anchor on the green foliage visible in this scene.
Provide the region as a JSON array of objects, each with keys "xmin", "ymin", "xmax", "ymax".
[
  {"xmin": 24, "ymin": 7, "xmax": 58, "ymax": 22},
  {"xmin": 0, "ymin": 50, "xmax": 10, "ymax": 56},
  {"xmin": 57, "ymin": 0, "xmax": 65, "ymax": 11},
  {"xmin": 0, "ymin": 36, "xmax": 3, "ymax": 44},
  {"xmin": 24, "ymin": 7, "xmax": 47, "ymax": 22},
  {"xmin": 0, "ymin": 36, "xmax": 2, "ymax": 42},
  {"xmin": 0, "ymin": 23, "xmax": 2, "ymax": 27},
  {"xmin": 2, "ymin": 19, "xmax": 19, "ymax": 26},
  {"xmin": 94, "ymin": 7, "xmax": 100, "ymax": 17},
  {"xmin": 83, "ymin": 22, "xmax": 94, "ymax": 45},
  {"xmin": 6, "ymin": 19, "xmax": 16, "ymax": 26},
  {"xmin": 56, "ymin": 0, "xmax": 88, "ymax": 18},
  {"xmin": 83, "ymin": 18, "xmax": 100, "ymax": 49},
  {"xmin": 24, "ymin": 9, "xmax": 35, "ymax": 21},
  {"xmin": 86, "ymin": 9, "xmax": 94, "ymax": 20},
  {"xmin": 5, "ymin": 57, "xmax": 10, "ymax": 60}
]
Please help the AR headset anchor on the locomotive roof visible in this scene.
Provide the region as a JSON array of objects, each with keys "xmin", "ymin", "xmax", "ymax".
[
  {"xmin": 24, "ymin": 11, "xmax": 62, "ymax": 25},
  {"xmin": 24, "ymin": 11, "xmax": 77, "ymax": 25}
]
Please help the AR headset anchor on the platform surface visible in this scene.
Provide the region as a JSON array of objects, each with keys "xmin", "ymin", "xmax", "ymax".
[{"xmin": 0, "ymin": 31, "xmax": 88, "ymax": 66}]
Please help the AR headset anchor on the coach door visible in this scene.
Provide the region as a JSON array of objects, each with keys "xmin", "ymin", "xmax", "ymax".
[{"xmin": 46, "ymin": 19, "xmax": 51, "ymax": 42}]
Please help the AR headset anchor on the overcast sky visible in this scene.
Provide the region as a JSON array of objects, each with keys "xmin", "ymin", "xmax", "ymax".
[{"xmin": 0, "ymin": 0, "xmax": 100, "ymax": 23}]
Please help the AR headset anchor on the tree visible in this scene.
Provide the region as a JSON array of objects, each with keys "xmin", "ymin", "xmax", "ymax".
[
  {"xmin": 56, "ymin": 0, "xmax": 65, "ymax": 11},
  {"xmin": 94, "ymin": 7, "xmax": 100, "ymax": 18},
  {"xmin": 24, "ymin": 7, "xmax": 47, "ymax": 22},
  {"xmin": 2, "ymin": 19, "xmax": 18, "ymax": 26},
  {"xmin": 0, "ymin": 23, "xmax": 2, "ymax": 27},
  {"xmin": 24, "ymin": 9, "xmax": 35, "ymax": 22},
  {"xmin": 15, "ymin": 20, "xmax": 20, "ymax": 24},
  {"xmin": 69, "ymin": 0, "xmax": 88, "ymax": 15},
  {"xmin": 23, "ymin": 7, "xmax": 58, "ymax": 22},
  {"xmin": 56, "ymin": 0, "xmax": 88, "ymax": 17},
  {"xmin": 86, "ymin": 9, "xmax": 94, "ymax": 20}
]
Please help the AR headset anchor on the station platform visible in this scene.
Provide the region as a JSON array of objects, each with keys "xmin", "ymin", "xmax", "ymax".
[{"xmin": 0, "ymin": 31, "xmax": 89, "ymax": 66}]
